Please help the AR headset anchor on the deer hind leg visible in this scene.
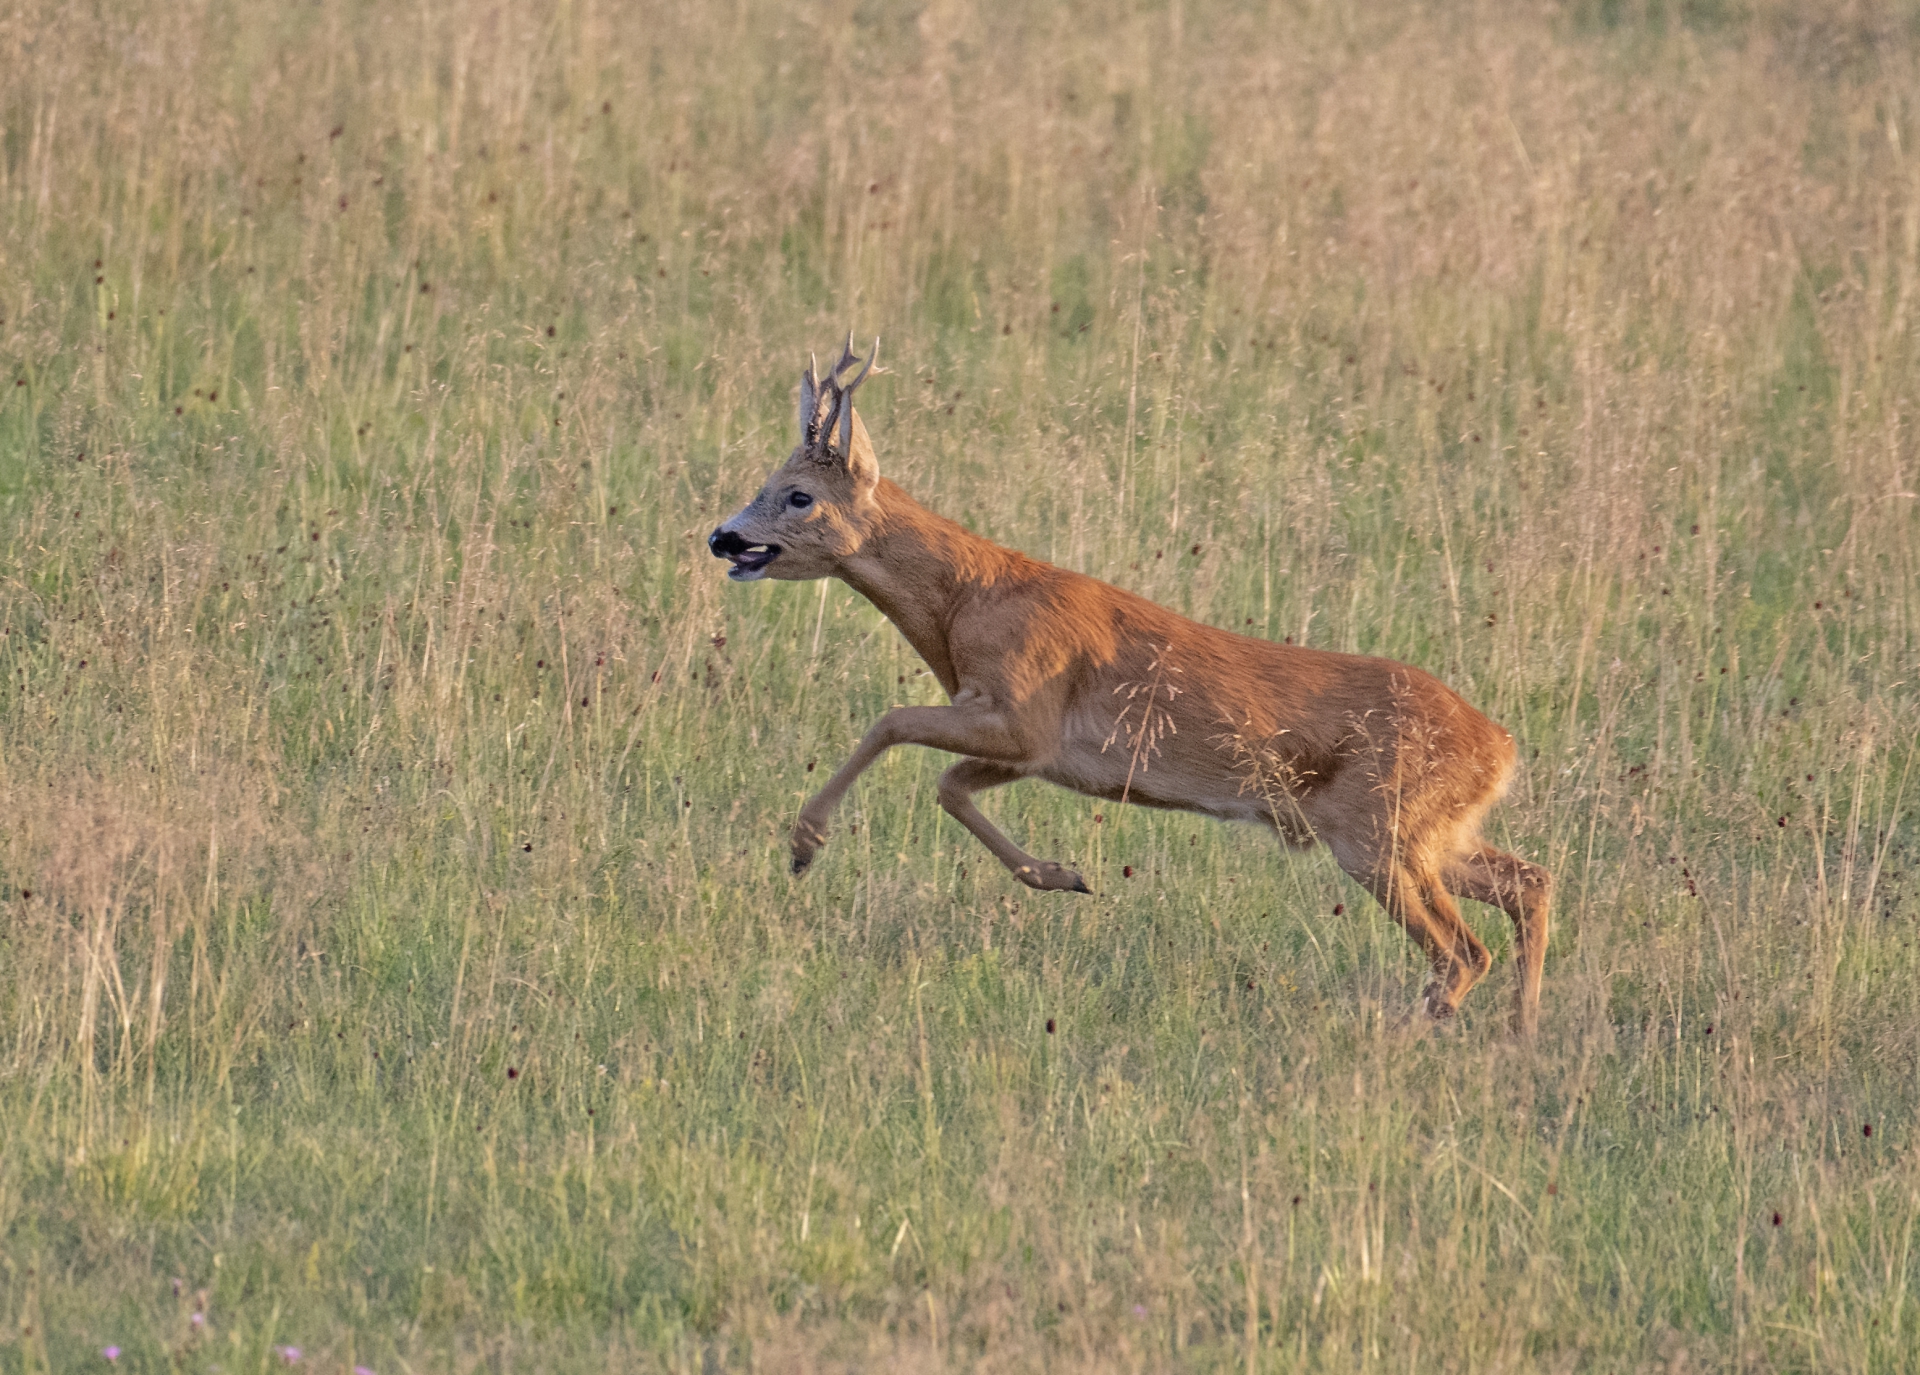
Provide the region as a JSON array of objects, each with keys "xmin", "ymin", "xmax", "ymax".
[
  {"xmin": 1446, "ymin": 843, "xmax": 1553, "ymax": 1036},
  {"xmin": 937, "ymin": 759, "xmax": 1089, "ymax": 893},
  {"xmin": 1400, "ymin": 869, "xmax": 1493, "ymax": 1021},
  {"xmin": 1333, "ymin": 844, "xmax": 1492, "ymax": 1023}
]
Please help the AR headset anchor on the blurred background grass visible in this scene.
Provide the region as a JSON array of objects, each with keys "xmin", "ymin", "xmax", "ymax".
[{"xmin": 2, "ymin": 0, "xmax": 1918, "ymax": 1369}]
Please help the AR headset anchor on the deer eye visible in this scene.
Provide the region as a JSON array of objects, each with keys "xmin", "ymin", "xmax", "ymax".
[{"xmin": 788, "ymin": 491, "xmax": 813, "ymax": 509}]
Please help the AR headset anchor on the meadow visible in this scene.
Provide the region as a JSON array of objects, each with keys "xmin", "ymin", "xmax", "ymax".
[{"xmin": 3, "ymin": 0, "xmax": 1919, "ymax": 1368}]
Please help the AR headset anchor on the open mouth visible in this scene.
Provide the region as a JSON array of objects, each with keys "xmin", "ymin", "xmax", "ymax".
[
  {"xmin": 724, "ymin": 544, "xmax": 781, "ymax": 580},
  {"xmin": 709, "ymin": 528, "xmax": 783, "ymax": 580}
]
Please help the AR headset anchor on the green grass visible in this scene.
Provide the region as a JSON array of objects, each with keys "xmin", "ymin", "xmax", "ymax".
[{"xmin": 3, "ymin": 0, "xmax": 1919, "ymax": 1369}]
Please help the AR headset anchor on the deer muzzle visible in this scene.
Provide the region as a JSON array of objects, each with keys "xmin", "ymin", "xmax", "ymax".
[{"xmin": 709, "ymin": 527, "xmax": 782, "ymax": 580}]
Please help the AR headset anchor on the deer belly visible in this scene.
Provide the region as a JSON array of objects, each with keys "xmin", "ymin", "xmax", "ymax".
[{"xmin": 1035, "ymin": 752, "xmax": 1277, "ymax": 826}]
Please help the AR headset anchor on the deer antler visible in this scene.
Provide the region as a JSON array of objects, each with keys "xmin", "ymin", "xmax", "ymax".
[
  {"xmin": 799, "ymin": 352, "xmax": 823, "ymax": 442},
  {"xmin": 805, "ymin": 334, "xmax": 879, "ymax": 455},
  {"xmin": 828, "ymin": 332, "xmax": 862, "ymax": 380}
]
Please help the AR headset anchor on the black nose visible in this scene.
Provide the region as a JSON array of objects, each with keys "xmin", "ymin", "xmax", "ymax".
[{"xmin": 709, "ymin": 528, "xmax": 747, "ymax": 559}]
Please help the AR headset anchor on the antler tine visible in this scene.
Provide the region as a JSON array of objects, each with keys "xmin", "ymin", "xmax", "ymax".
[
  {"xmin": 844, "ymin": 336, "xmax": 878, "ymax": 393},
  {"xmin": 828, "ymin": 330, "xmax": 862, "ymax": 383},
  {"xmin": 835, "ymin": 338, "xmax": 879, "ymax": 456},
  {"xmin": 800, "ymin": 352, "xmax": 823, "ymax": 442}
]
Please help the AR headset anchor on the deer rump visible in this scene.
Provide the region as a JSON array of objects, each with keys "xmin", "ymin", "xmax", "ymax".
[{"xmin": 711, "ymin": 336, "xmax": 1553, "ymax": 1035}]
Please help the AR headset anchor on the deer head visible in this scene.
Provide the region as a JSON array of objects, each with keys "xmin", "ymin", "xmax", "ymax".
[{"xmin": 709, "ymin": 334, "xmax": 880, "ymax": 581}]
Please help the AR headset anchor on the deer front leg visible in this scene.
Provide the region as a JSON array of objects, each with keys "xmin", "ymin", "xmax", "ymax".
[
  {"xmin": 937, "ymin": 758, "xmax": 1089, "ymax": 893},
  {"xmin": 791, "ymin": 695, "xmax": 1029, "ymax": 875}
]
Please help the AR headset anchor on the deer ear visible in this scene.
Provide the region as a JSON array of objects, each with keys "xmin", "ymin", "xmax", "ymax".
[{"xmin": 844, "ymin": 407, "xmax": 879, "ymax": 496}]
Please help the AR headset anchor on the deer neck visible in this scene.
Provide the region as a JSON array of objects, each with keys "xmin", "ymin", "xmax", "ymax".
[{"xmin": 833, "ymin": 478, "xmax": 1016, "ymax": 695}]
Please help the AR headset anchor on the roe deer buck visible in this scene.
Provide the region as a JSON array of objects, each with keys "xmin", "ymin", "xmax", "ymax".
[{"xmin": 710, "ymin": 337, "xmax": 1553, "ymax": 1033}]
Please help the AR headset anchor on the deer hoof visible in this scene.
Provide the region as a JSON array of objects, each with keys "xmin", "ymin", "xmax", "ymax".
[
  {"xmin": 790, "ymin": 818, "xmax": 828, "ymax": 875},
  {"xmin": 1015, "ymin": 861, "xmax": 1089, "ymax": 894}
]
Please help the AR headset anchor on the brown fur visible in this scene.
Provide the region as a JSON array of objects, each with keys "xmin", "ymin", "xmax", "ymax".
[{"xmin": 711, "ymin": 355, "xmax": 1551, "ymax": 1033}]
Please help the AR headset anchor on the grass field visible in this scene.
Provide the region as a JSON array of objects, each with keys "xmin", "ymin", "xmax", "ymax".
[{"xmin": 4, "ymin": 0, "xmax": 1919, "ymax": 1369}]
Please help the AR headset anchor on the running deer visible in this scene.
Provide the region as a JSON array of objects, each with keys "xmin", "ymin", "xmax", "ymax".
[{"xmin": 709, "ymin": 338, "xmax": 1552, "ymax": 1033}]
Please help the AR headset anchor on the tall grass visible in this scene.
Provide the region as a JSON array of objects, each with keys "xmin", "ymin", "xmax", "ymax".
[{"xmin": 2, "ymin": 0, "xmax": 1918, "ymax": 1368}]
